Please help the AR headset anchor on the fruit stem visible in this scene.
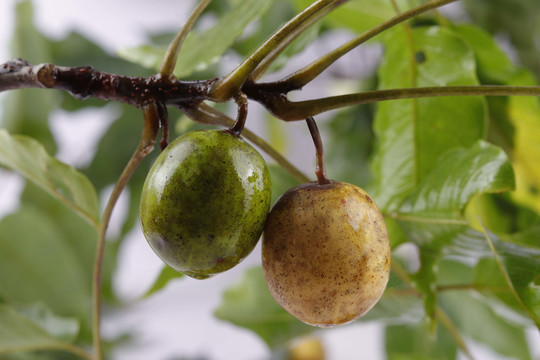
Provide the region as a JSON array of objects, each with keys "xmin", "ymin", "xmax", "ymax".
[
  {"xmin": 182, "ymin": 102, "xmax": 310, "ymax": 182},
  {"xmin": 156, "ymin": 101, "xmax": 170, "ymax": 150},
  {"xmin": 91, "ymin": 103, "xmax": 160, "ymax": 360},
  {"xmin": 228, "ymin": 92, "xmax": 248, "ymax": 137},
  {"xmin": 306, "ymin": 116, "xmax": 331, "ymax": 185},
  {"xmin": 159, "ymin": 0, "xmax": 213, "ymax": 78}
]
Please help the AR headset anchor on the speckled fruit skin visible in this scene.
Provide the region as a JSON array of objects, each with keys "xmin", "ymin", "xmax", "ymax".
[
  {"xmin": 140, "ymin": 129, "xmax": 271, "ymax": 279},
  {"xmin": 262, "ymin": 181, "xmax": 390, "ymax": 327}
]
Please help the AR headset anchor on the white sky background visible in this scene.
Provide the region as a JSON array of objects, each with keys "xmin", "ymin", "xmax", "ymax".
[{"xmin": 0, "ymin": 1, "xmax": 538, "ymax": 359}]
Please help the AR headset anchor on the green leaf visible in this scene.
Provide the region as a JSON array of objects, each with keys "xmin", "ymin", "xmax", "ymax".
[
  {"xmin": 500, "ymin": 245, "xmax": 540, "ymax": 328},
  {"xmin": 13, "ymin": 303, "xmax": 79, "ymax": 344},
  {"xmin": 293, "ymin": 0, "xmax": 413, "ymax": 35},
  {"xmin": 118, "ymin": 0, "xmax": 273, "ymax": 78},
  {"xmin": 399, "ymin": 140, "xmax": 515, "ymax": 226},
  {"xmin": 390, "ymin": 140, "xmax": 514, "ymax": 328},
  {"xmin": 371, "ymin": 26, "xmax": 486, "ymax": 212},
  {"xmin": 144, "ymin": 265, "xmax": 184, "ymax": 298},
  {"xmin": 385, "ymin": 321, "xmax": 457, "ymax": 360},
  {"xmin": 438, "ymin": 258, "xmax": 534, "ymax": 359},
  {"xmin": 0, "ymin": 204, "xmax": 92, "ymax": 326},
  {"xmin": 390, "ymin": 141, "xmax": 514, "ymax": 265},
  {"xmin": 472, "ymin": 258, "xmax": 531, "ymax": 319},
  {"xmin": 0, "ymin": 303, "xmax": 77, "ymax": 355},
  {"xmin": 214, "ymin": 267, "xmax": 313, "ymax": 349},
  {"xmin": 453, "ymin": 24, "xmax": 520, "ymax": 85},
  {"xmin": 454, "ymin": 24, "xmax": 540, "ymax": 214},
  {"xmin": 0, "ymin": 130, "xmax": 99, "ymax": 226},
  {"xmin": 439, "ymin": 229, "xmax": 540, "ymax": 330},
  {"xmin": 441, "ymin": 290, "xmax": 532, "ymax": 359},
  {"xmin": 463, "ymin": 0, "xmax": 540, "ymax": 78}
]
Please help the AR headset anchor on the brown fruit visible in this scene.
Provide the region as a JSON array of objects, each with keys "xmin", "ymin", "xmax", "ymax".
[{"xmin": 262, "ymin": 181, "xmax": 390, "ymax": 327}]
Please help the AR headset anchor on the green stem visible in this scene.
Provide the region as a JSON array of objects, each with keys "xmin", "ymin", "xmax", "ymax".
[
  {"xmin": 265, "ymin": 85, "xmax": 540, "ymax": 121},
  {"xmin": 437, "ymin": 284, "xmax": 510, "ymax": 293},
  {"xmin": 159, "ymin": 0, "xmax": 213, "ymax": 77},
  {"xmin": 182, "ymin": 102, "xmax": 310, "ymax": 183},
  {"xmin": 250, "ymin": 1, "xmax": 343, "ymax": 81},
  {"xmin": 306, "ymin": 117, "xmax": 330, "ymax": 185},
  {"xmin": 281, "ymin": 0, "xmax": 458, "ymax": 90},
  {"xmin": 91, "ymin": 104, "xmax": 159, "ymax": 360},
  {"xmin": 211, "ymin": 0, "xmax": 345, "ymax": 101},
  {"xmin": 436, "ymin": 307, "xmax": 475, "ymax": 360},
  {"xmin": 228, "ymin": 93, "xmax": 248, "ymax": 136}
]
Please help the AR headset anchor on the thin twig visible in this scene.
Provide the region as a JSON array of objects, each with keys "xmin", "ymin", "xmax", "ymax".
[
  {"xmin": 250, "ymin": 85, "xmax": 540, "ymax": 121},
  {"xmin": 436, "ymin": 307, "xmax": 475, "ymax": 360},
  {"xmin": 91, "ymin": 104, "xmax": 160, "ymax": 359},
  {"xmin": 159, "ymin": 0, "xmax": 213, "ymax": 77},
  {"xmin": 210, "ymin": 0, "xmax": 346, "ymax": 101},
  {"xmin": 250, "ymin": 1, "xmax": 344, "ymax": 81},
  {"xmin": 280, "ymin": 0, "xmax": 458, "ymax": 90}
]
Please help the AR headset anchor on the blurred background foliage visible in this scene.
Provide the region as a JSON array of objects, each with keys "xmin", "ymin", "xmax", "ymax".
[{"xmin": 0, "ymin": 0, "xmax": 539, "ymax": 359}]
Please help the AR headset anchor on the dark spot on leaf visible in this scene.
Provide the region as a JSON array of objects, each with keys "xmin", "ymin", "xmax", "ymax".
[{"xmin": 415, "ymin": 51, "xmax": 426, "ymax": 64}]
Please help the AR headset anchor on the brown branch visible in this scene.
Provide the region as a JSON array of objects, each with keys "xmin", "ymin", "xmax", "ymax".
[
  {"xmin": 0, "ymin": 58, "xmax": 216, "ymax": 107},
  {"xmin": 243, "ymin": 84, "xmax": 540, "ymax": 121},
  {"xmin": 3, "ymin": 59, "xmax": 540, "ymax": 124}
]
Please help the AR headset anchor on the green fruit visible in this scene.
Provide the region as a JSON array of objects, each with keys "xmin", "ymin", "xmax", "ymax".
[
  {"xmin": 262, "ymin": 181, "xmax": 390, "ymax": 326},
  {"xmin": 140, "ymin": 129, "xmax": 271, "ymax": 279}
]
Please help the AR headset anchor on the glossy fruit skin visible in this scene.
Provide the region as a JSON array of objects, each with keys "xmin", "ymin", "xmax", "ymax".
[
  {"xmin": 140, "ymin": 129, "xmax": 271, "ymax": 279},
  {"xmin": 262, "ymin": 181, "xmax": 390, "ymax": 327}
]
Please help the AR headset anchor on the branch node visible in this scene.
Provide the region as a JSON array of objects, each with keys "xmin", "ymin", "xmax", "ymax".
[{"xmin": 36, "ymin": 64, "xmax": 56, "ymax": 88}]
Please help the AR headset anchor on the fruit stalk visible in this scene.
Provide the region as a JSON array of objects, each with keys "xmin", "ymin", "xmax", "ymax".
[
  {"xmin": 228, "ymin": 93, "xmax": 249, "ymax": 136},
  {"xmin": 182, "ymin": 103, "xmax": 310, "ymax": 183},
  {"xmin": 91, "ymin": 103, "xmax": 160, "ymax": 359},
  {"xmin": 306, "ymin": 117, "xmax": 330, "ymax": 185}
]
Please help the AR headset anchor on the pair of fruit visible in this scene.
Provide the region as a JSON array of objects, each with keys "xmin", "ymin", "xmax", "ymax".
[{"xmin": 139, "ymin": 129, "xmax": 390, "ymax": 326}]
